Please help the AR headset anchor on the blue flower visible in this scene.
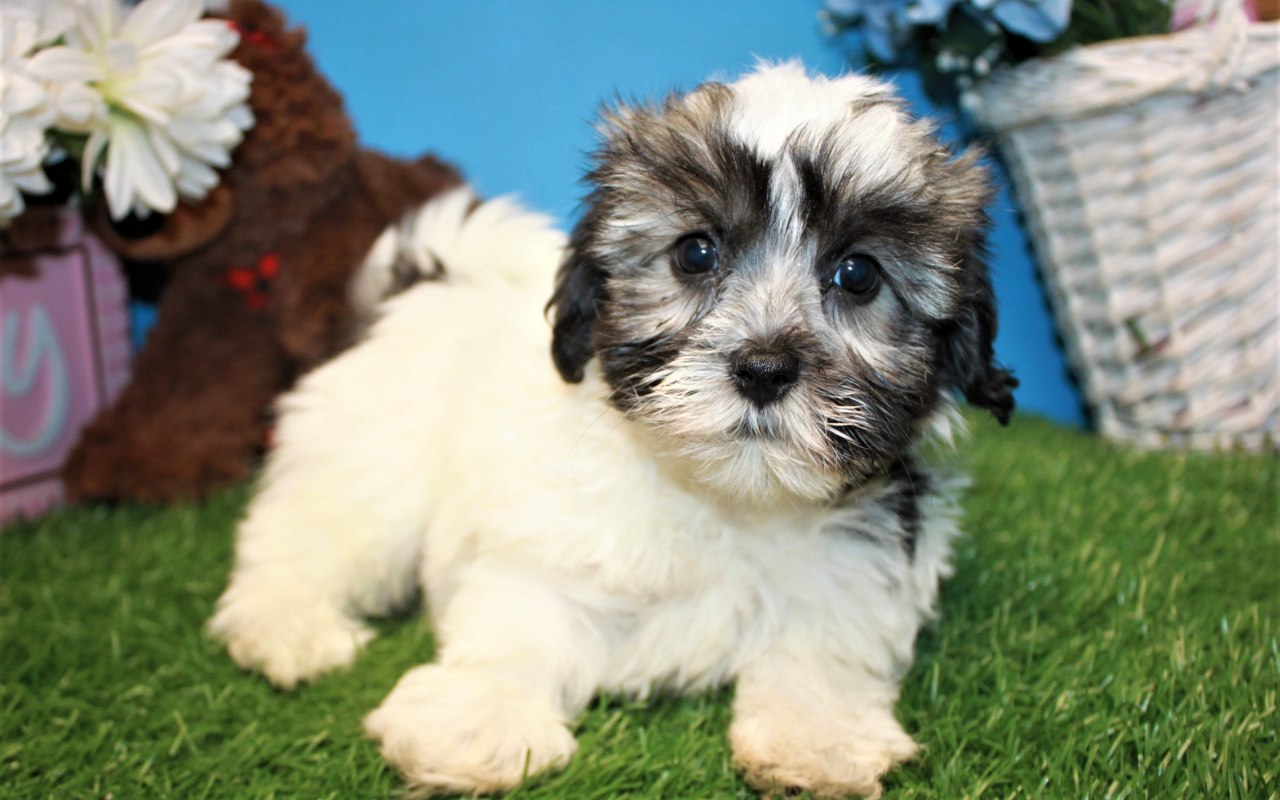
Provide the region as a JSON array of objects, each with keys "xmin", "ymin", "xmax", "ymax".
[
  {"xmin": 990, "ymin": 0, "xmax": 1072, "ymax": 41},
  {"xmin": 827, "ymin": 0, "xmax": 1073, "ymax": 49},
  {"xmin": 906, "ymin": 0, "xmax": 962, "ymax": 25},
  {"xmin": 827, "ymin": 0, "xmax": 917, "ymax": 61}
]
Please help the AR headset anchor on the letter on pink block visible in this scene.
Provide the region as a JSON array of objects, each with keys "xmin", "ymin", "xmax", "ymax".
[{"xmin": 1, "ymin": 210, "xmax": 130, "ymax": 524}]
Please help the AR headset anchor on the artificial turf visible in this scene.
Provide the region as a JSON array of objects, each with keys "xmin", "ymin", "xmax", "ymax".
[{"xmin": 1, "ymin": 413, "xmax": 1276, "ymax": 799}]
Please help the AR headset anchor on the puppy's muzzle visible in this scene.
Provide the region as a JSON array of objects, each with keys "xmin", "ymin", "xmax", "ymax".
[{"xmin": 731, "ymin": 346, "xmax": 801, "ymax": 408}]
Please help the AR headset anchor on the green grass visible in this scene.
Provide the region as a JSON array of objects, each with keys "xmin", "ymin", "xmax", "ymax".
[{"xmin": 2, "ymin": 414, "xmax": 1277, "ymax": 799}]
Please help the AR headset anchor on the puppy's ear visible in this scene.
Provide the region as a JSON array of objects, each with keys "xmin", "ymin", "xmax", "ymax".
[
  {"xmin": 938, "ymin": 251, "xmax": 1018, "ymax": 425},
  {"xmin": 925, "ymin": 146, "xmax": 1017, "ymax": 425},
  {"xmin": 548, "ymin": 240, "xmax": 608, "ymax": 384}
]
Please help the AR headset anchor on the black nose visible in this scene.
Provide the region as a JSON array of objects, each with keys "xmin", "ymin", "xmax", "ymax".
[{"xmin": 731, "ymin": 347, "xmax": 801, "ymax": 407}]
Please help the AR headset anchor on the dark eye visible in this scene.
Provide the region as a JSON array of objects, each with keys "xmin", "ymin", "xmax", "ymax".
[
  {"xmin": 831, "ymin": 254, "xmax": 881, "ymax": 299},
  {"xmin": 672, "ymin": 234, "xmax": 719, "ymax": 275}
]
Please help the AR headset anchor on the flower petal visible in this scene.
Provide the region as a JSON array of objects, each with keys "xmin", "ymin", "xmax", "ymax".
[
  {"xmin": 174, "ymin": 155, "xmax": 218, "ymax": 199},
  {"xmin": 13, "ymin": 165, "xmax": 53, "ymax": 194},
  {"xmin": 104, "ymin": 113, "xmax": 176, "ymax": 219},
  {"xmin": 146, "ymin": 124, "xmax": 181, "ymax": 175},
  {"xmin": 145, "ymin": 19, "xmax": 240, "ymax": 63},
  {"xmin": 907, "ymin": 0, "xmax": 961, "ymax": 25},
  {"xmin": 1, "ymin": 71, "xmax": 50, "ymax": 118},
  {"xmin": 992, "ymin": 0, "xmax": 1071, "ymax": 41},
  {"xmin": 40, "ymin": 1, "xmax": 78, "ymax": 45},
  {"xmin": 24, "ymin": 46, "xmax": 100, "ymax": 83},
  {"xmin": 1, "ymin": 184, "xmax": 29, "ymax": 225},
  {"xmin": 1, "ymin": 0, "xmax": 76, "ymax": 58},
  {"xmin": 121, "ymin": 0, "xmax": 203, "ymax": 47},
  {"xmin": 70, "ymin": 0, "xmax": 119, "ymax": 53},
  {"xmin": 81, "ymin": 126, "xmax": 108, "ymax": 191},
  {"xmin": 49, "ymin": 82, "xmax": 107, "ymax": 132},
  {"xmin": 116, "ymin": 67, "xmax": 184, "ymax": 124}
]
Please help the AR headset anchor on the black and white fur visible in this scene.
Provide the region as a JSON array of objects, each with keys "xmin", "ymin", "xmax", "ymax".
[{"xmin": 209, "ymin": 62, "xmax": 1015, "ymax": 798}]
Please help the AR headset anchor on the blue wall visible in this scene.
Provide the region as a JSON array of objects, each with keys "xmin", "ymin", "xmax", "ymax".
[{"xmin": 273, "ymin": 0, "xmax": 1083, "ymax": 425}]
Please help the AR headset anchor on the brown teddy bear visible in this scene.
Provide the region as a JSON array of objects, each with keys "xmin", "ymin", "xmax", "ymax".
[{"xmin": 61, "ymin": 0, "xmax": 463, "ymax": 504}]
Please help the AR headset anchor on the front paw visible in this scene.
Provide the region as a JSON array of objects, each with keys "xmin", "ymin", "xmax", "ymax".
[
  {"xmin": 730, "ymin": 705, "xmax": 918, "ymax": 799},
  {"xmin": 364, "ymin": 664, "xmax": 577, "ymax": 795},
  {"xmin": 208, "ymin": 581, "xmax": 374, "ymax": 690}
]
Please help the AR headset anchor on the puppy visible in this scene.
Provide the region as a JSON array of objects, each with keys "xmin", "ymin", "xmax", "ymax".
[{"xmin": 209, "ymin": 61, "xmax": 1015, "ymax": 798}]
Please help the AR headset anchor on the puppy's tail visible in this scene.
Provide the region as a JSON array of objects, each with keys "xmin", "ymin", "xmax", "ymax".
[{"xmin": 350, "ymin": 186, "xmax": 566, "ymax": 316}]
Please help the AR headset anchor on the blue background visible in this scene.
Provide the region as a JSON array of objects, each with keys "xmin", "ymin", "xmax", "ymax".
[{"xmin": 271, "ymin": 0, "xmax": 1083, "ymax": 425}]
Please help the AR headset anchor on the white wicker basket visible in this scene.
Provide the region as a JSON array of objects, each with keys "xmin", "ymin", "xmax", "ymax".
[{"xmin": 965, "ymin": 7, "xmax": 1280, "ymax": 451}]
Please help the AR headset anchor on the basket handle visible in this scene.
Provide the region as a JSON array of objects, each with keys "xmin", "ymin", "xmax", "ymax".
[
  {"xmin": 1186, "ymin": 0, "xmax": 1252, "ymax": 90},
  {"xmin": 963, "ymin": 0, "xmax": 1277, "ymax": 130},
  {"xmin": 1086, "ymin": 0, "xmax": 1253, "ymax": 93}
]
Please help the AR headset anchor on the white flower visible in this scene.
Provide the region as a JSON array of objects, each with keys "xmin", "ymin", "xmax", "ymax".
[
  {"xmin": 0, "ymin": 109, "xmax": 52, "ymax": 226},
  {"xmin": 0, "ymin": 0, "xmax": 75, "ymax": 60},
  {"xmin": 0, "ymin": 0, "xmax": 74, "ymax": 225},
  {"xmin": 32, "ymin": 0, "xmax": 253, "ymax": 220}
]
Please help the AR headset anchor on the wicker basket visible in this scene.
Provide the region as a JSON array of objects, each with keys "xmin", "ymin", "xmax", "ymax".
[{"xmin": 965, "ymin": 7, "xmax": 1280, "ymax": 451}]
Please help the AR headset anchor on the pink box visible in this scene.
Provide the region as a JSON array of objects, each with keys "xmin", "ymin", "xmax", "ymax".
[{"xmin": 1, "ymin": 208, "xmax": 131, "ymax": 525}]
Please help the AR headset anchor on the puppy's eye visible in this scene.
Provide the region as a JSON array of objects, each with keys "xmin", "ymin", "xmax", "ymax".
[
  {"xmin": 831, "ymin": 255, "xmax": 881, "ymax": 300},
  {"xmin": 672, "ymin": 234, "xmax": 719, "ymax": 275}
]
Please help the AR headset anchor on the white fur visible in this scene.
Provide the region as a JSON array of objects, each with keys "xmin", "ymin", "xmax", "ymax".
[
  {"xmin": 349, "ymin": 187, "xmax": 561, "ymax": 318},
  {"xmin": 211, "ymin": 64, "xmax": 973, "ymax": 798},
  {"xmin": 727, "ymin": 61, "xmax": 917, "ymax": 195}
]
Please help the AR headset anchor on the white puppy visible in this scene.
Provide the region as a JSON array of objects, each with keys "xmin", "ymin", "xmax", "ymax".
[{"xmin": 209, "ymin": 61, "xmax": 1015, "ymax": 798}]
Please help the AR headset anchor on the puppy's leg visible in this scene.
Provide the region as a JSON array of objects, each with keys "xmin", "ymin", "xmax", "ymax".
[
  {"xmin": 208, "ymin": 349, "xmax": 435, "ymax": 689},
  {"xmin": 730, "ymin": 640, "xmax": 919, "ymax": 799},
  {"xmin": 365, "ymin": 561, "xmax": 605, "ymax": 795},
  {"xmin": 208, "ymin": 498, "xmax": 398, "ymax": 690}
]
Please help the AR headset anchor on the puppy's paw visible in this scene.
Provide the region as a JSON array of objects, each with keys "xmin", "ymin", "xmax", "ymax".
[
  {"xmin": 208, "ymin": 582, "xmax": 374, "ymax": 689},
  {"xmin": 730, "ymin": 705, "xmax": 918, "ymax": 799},
  {"xmin": 364, "ymin": 665, "xmax": 577, "ymax": 795}
]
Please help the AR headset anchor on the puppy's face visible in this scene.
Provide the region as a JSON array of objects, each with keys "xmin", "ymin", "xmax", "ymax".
[{"xmin": 551, "ymin": 64, "xmax": 1015, "ymax": 504}]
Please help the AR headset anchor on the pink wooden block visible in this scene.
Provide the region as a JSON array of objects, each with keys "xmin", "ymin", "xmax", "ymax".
[{"xmin": 1, "ymin": 208, "xmax": 131, "ymax": 525}]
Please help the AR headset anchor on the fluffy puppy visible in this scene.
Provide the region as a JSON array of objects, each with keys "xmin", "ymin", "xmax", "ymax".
[{"xmin": 209, "ymin": 62, "xmax": 1015, "ymax": 798}]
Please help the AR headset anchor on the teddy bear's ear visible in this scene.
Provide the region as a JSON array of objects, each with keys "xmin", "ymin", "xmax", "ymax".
[
  {"xmin": 220, "ymin": 0, "xmax": 358, "ymax": 198},
  {"xmin": 92, "ymin": 184, "xmax": 235, "ymax": 262}
]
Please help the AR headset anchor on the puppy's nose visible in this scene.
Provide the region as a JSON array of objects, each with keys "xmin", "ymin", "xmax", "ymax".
[{"xmin": 731, "ymin": 347, "xmax": 801, "ymax": 407}]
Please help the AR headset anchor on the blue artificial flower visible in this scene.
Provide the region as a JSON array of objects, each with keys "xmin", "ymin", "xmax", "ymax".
[
  {"xmin": 826, "ymin": 0, "xmax": 919, "ymax": 61},
  {"xmin": 824, "ymin": 0, "xmax": 1073, "ymax": 63},
  {"xmin": 906, "ymin": 0, "xmax": 962, "ymax": 25},
  {"xmin": 825, "ymin": 0, "xmax": 867, "ymax": 15},
  {"xmin": 990, "ymin": 0, "xmax": 1072, "ymax": 41}
]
